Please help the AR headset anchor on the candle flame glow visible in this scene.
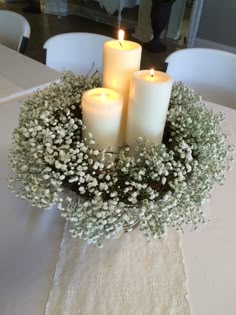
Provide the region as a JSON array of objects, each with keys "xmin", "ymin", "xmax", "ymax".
[
  {"xmin": 118, "ymin": 29, "xmax": 125, "ymax": 48},
  {"xmin": 101, "ymin": 92, "xmax": 106, "ymax": 102},
  {"xmin": 150, "ymin": 68, "xmax": 154, "ymax": 77},
  {"xmin": 118, "ymin": 29, "xmax": 125, "ymax": 41}
]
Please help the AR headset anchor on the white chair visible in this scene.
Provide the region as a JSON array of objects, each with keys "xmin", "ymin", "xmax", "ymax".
[
  {"xmin": 165, "ymin": 48, "xmax": 236, "ymax": 109},
  {"xmin": 43, "ymin": 32, "xmax": 114, "ymax": 76},
  {"xmin": 0, "ymin": 10, "xmax": 30, "ymax": 54}
]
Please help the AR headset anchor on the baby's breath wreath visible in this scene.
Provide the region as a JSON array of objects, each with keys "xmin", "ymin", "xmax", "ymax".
[{"xmin": 9, "ymin": 72, "xmax": 233, "ymax": 247}]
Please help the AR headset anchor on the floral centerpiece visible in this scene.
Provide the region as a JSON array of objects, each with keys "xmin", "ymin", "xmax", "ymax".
[{"xmin": 9, "ymin": 72, "xmax": 233, "ymax": 247}]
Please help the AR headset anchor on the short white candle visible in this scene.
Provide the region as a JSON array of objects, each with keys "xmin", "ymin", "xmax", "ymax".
[
  {"xmin": 126, "ymin": 69, "xmax": 173, "ymax": 148},
  {"xmin": 82, "ymin": 88, "xmax": 123, "ymax": 152},
  {"xmin": 103, "ymin": 30, "xmax": 142, "ymax": 147}
]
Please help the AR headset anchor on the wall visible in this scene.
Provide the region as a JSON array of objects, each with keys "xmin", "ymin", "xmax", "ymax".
[{"xmin": 196, "ymin": 0, "xmax": 236, "ymax": 48}]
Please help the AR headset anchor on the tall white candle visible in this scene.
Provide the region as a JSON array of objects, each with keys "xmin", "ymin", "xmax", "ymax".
[
  {"xmin": 103, "ymin": 30, "xmax": 142, "ymax": 147},
  {"xmin": 82, "ymin": 88, "xmax": 123, "ymax": 152},
  {"xmin": 126, "ymin": 70, "xmax": 173, "ymax": 149}
]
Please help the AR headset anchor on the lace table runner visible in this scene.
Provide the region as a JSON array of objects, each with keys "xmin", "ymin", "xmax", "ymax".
[{"xmin": 45, "ymin": 226, "xmax": 191, "ymax": 315}]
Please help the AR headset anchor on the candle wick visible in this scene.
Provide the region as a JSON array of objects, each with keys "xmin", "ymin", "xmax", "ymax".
[
  {"xmin": 119, "ymin": 41, "xmax": 123, "ymax": 48},
  {"xmin": 151, "ymin": 74, "xmax": 154, "ymax": 78}
]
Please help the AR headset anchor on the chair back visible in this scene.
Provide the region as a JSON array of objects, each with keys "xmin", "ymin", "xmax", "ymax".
[
  {"xmin": 165, "ymin": 48, "xmax": 236, "ymax": 109},
  {"xmin": 0, "ymin": 10, "xmax": 30, "ymax": 53},
  {"xmin": 43, "ymin": 32, "xmax": 114, "ymax": 76}
]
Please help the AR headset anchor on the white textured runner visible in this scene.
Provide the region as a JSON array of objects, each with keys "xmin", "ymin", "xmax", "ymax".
[{"xmin": 45, "ymin": 226, "xmax": 191, "ymax": 315}]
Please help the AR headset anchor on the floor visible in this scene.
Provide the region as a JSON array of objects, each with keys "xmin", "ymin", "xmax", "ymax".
[{"xmin": 0, "ymin": 1, "xmax": 186, "ymax": 71}]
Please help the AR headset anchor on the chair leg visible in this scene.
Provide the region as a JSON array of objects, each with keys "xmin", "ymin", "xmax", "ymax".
[
  {"xmin": 22, "ymin": 0, "xmax": 41, "ymax": 13},
  {"xmin": 19, "ymin": 36, "xmax": 28, "ymax": 54}
]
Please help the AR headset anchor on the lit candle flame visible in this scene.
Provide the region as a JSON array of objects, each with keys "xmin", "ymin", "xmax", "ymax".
[
  {"xmin": 150, "ymin": 68, "xmax": 154, "ymax": 78},
  {"xmin": 118, "ymin": 29, "xmax": 125, "ymax": 48},
  {"xmin": 101, "ymin": 92, "xmax": 106, "ymax": 102}
]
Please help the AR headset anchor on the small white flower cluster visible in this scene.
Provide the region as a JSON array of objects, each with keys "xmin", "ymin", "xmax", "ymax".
[{"xmin": 9, "ymin": 73, "xmax": 234, "ymax": 246}]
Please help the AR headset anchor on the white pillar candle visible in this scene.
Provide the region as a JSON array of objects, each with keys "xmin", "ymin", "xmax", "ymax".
[
  {"xmin": 82, "ymin": 88, "xmax": 123, "ymax": 152},
  {"xmin": 126, "ymin": 69, "xmax": 173, "ymax": 149},
  {"xmin": 103, "ymin": 30, "xmax": 142, "ymax": 147}
]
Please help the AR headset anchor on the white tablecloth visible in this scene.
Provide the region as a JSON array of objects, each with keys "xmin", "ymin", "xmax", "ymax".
[
  {"xmin": 0, "ymin": 97, "xmax": 65, "ymax": 315},
  {"xmin": 93, "ymin": 0, "xmax": 140, "ymax": 15},
  {"xmin": 86, "ymin": 0, "xmax": 140, "ymax": 26},
  {"xmin": 0, "ymin": 47, "xmax": 60, "ymax": 314},
  {"xmin": 0, "ymin": 75, "xmax": 22, "ymax": 99},
  {"xmin": 0, "ymin": 43, "xmax": 59, "ymax": 104},
  {"xmin": 181, "ymin": 102, "xmax": 236, "ymax": 315}
]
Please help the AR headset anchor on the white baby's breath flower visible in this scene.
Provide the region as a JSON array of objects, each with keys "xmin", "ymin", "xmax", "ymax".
[{"xmin": 8, "ymin": 76, "xmax": 233, "ymax": 246}]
